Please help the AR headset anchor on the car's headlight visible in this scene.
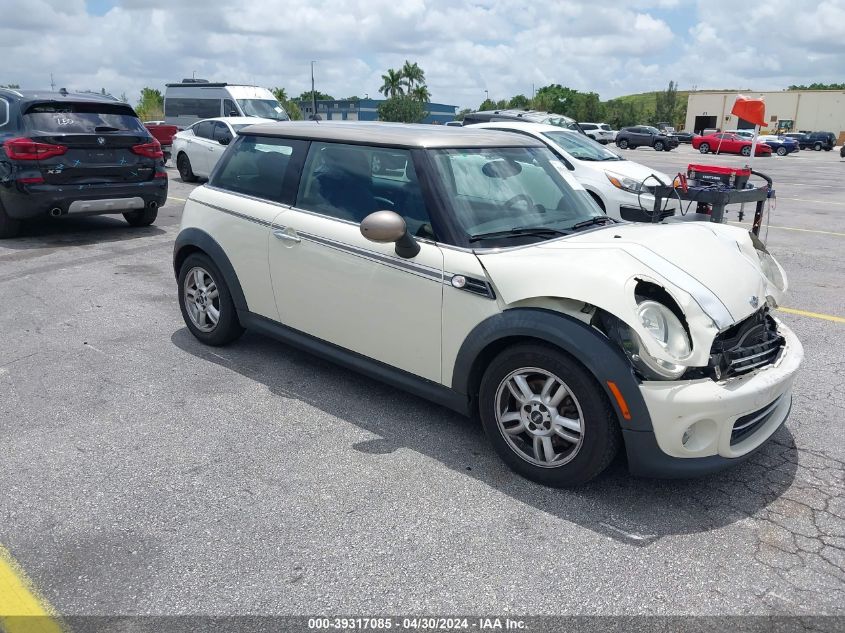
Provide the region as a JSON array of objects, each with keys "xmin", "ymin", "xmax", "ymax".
[
  {"xmin": 637, "ymin": 300, "xmax": 691, "ymax": 359},
  {"xmin": 605, "ymin": 171, "xmax": 643, "ymax": 194}
]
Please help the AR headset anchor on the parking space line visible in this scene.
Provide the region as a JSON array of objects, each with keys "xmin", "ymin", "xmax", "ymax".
[
  {"xmin": 0, "ymin": 545, "xmax": 63, "ymax": 633},
  {"xmin": 778, "ymin": 197, "xmax": 845, "ymax": 206},
  {"xmin": 779, "ymin": 307, "xmax": 845, "ymax": 324},
  {"xmin": 167, "ymin": 195, "xmax": 187, "ymax": 202},
  {"xmin": 727, "ymin": 221, "xmax": 845, "ymax": 237}
]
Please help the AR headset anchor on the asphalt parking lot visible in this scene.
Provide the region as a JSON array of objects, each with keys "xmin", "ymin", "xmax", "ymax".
[{"xmin": 1, "ymin": 143, "xmax": 844, "ymax": 623}]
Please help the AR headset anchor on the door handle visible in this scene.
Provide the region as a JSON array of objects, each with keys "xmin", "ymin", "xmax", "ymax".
[{"xmin": 273, "ymin": 228, "xmax": 301, "ymax": 244}]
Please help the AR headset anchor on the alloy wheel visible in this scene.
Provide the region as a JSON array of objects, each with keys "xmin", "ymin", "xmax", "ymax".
[
  {"xmin": 184, "ymin": 266, "xmax": 220, "ymax": 332},
  {"xmin": 494, "ymin": 367, "xmax": 585, "ymax": 468}
]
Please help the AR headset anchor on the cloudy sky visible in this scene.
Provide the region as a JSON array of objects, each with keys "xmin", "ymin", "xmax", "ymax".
[{"xmin": 2, "ymin": 0, "xmax": 844, "ymax": 109}]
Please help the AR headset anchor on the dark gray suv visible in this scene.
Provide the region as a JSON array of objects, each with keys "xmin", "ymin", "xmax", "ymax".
[{"xmin": 615, "ymin": 126, "xmax": 679, "ymax": 152}]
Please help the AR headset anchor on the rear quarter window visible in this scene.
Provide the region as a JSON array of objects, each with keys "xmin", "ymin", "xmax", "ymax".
[
  {"xmin": 211, "ymin": 135, "xmax": 307, "ymax": 204},
  {"xmin": 23, "ymin": 102, "xmax": 146, "ymax": 134}
]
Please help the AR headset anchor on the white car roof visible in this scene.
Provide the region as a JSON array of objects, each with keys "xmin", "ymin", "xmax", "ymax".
[
  {"xmin": 202, "ymin": 116, "xmax": 275, "ymax": 125},
  {"xmin": 467, "ymin": 121, "xmax": 573, "ymax": 134}
]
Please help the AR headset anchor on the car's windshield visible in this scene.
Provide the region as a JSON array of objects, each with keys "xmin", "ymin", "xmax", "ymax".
[
  {"xmin": 644, "ymin": 126, "xmax": 659, "ymax": 134},
  {"xmin": 430, "ymin": 146, "xmax": 605, "ymax": 246},
  {"xmin": 236, "ymin": 99, "xmax": 289, "ymax": 121},
  {"xmin": 542, "ymin": 130, "xmax": 623, "ymax": 162}
]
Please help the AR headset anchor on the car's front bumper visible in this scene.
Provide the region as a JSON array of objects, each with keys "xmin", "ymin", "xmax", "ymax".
[
  {"xmin": 625, "ymin": 318, "xmax": 803, "ymax": 477},
  {"xmin": 0, "ymin": 179, "xmax": 168, "ymax": 220}
]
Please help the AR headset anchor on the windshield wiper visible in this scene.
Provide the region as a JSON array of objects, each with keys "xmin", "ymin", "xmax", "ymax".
[
  {"xmin": 570, "ymin": 216, "xmax": 615, "ymax": 231},
  {"xmin": 468, "ymin": 226, "xmax": 570, "ymax": 243},
  {"xmin": 94, "ymin": 126, "xmax": 122, "ymax": 132}
]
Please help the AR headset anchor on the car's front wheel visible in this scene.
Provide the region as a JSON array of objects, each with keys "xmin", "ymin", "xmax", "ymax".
[
  {"xmin": 478, "ymin": 344, "xmax": 620, "ymax": 487},
  {"xmin": 617, "ymin": 139, "xmax": 629, "ymax": 149},
  {"xmin": 177, "ymin": 153, "xmax": 198, "ymax": 182},
  {"xmin": 0, "ymin": 199, "xmax": 21, "ymax": 239},
  {"xmin": 741, "ymin": 145, "xmax": 752, "ymax": 157},
  {"xmin": 699, "ymin": 143, "xmax": 710, "ymax": 154},
  {"xmin": 814, "ymin": 142, "xmax": 822, "ymax": 151},
  {"xmin": 653, "ymin": 140, "xmax": 664, "ymax": 151},
  {"xmin": 123, "ymin": 206, "xmax": 158, "ymax": 227},
  {"xmin": 776, "ymin": 146, "xmax": 787, "ymax": 156},
  {"xmin": 178, "ymin": 253, "xmax": 244, "ymax": 346}
]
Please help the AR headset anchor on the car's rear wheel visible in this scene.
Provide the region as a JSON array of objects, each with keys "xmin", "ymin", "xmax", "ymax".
[
  {"xmin": 776, "ymin": 146, "xmax": 787, "ymax": 156},
  {"xmin": 699, "ymin": 143, "xmax": 710, "ymax": 154},
  {"xmin": 178, "ymin": 253, "xmax": 244, "ymax": 346},
  {"xmin": 653, "ymin": 140, "xmax": 664, "ymax": 151},
  {"xmin": 741, "ymin": 146, "xmax": 751, "ymax": 157},
  {"xmin": 177, "ymin": 153, "xmax": 198, "ymax": 182},
  {"xmin": 123, "ymin": 206, "xmax": 158, "ymax": 227},
  {"xmin": 0, "ymin": 200, "xmax": 22, "ymax": 239},
  {"xmin": 814, "ymin": 142, "xmax": 822, "ymax": 151},
  {"xmin": 478, "ymin": 344, "xmax": 620, "ymax": 487},
  {"xmin": 617, "ymin": 139, "xmax": 628, "ymax": 149}
]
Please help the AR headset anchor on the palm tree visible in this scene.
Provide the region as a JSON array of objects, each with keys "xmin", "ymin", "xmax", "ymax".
[
  {"xmin": 411, "ymin": 85, "xmax": 431, "ymax": 103},
  {"xmin": 379, "ymin": 69, "xmax": 404, "ymax": 98},
  {"xmin": 401, "ymin": 60, "xmax": 425, "ymax": 92}
]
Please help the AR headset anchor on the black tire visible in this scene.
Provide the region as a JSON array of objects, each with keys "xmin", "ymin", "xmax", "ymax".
[
  {"xmin": 814, "ymin": 142, "xmax": 822, "ymax": 151},
  {"xmin": 741, "ymin": 145, "xmax": 751, "ymax": 157},
  {"xmin": 617, "ymin": 139, "xmax": 628, "ymax": 149},
  {"xmin": 0, "ymin": 199, "xmax": 22, "ymax": 239},
  {"xmin": 776, "ymin": 146, "xmax": 787, "ymax": 156},
  {"xmin": 178, "ymin": 253, "xmax": 244, "ymax": 346},
  {"xmin": 699, "ymin": 143, "xmax": 710, "ymax": 154},
  {"xmin": 824, "ymin": 147, "xmax": 832, "ymax": 151},
  {"xmin": 478, "ymin": 344, "xmax": 620, "ymax": 487},
  {"xmin": 177, "ymin": 152, "xmax": 198, "ymax": 183},
  {"xmin": 123, "ymin": 206, "xmax": 158, "ymax": 227},
  {"xmin": 840, "ymin": 146, "xmax": 845, "ymax": 158},
  {"xmin": 653, "ymin": 140, "xmax": 664, "ymax": 151}
]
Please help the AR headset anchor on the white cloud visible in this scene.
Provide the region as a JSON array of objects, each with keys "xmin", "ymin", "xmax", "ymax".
[{"xmin": 0, "ymin": 0, "xmax": 843, "ymax": 110}]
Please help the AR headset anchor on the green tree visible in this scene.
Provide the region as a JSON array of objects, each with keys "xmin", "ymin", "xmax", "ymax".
[
  {"xmin": 788, "ymin": 82, "xmax": 845, "ymax": 90},
  {"xmin": 455, "ymin": 108, "xmax": 473, "ymax": 121},
  {"xmin": 271, "ymin": 87, "xmax": 303, "ymax": 120},
  {"xmin": 508, "ymin": 94, "xmax": 530, "ymax": 109},
  {"xmin": 0, "ymin": 83, "xmax": 20, "ymax": 89},
  {"xmin": 654, "ymin": 80, "xmax": 679, "ymax": 126},
  {"xmin": 136, "ymin": 87, "xmax": 164, "ymax": 121},
  {"xmin": 411, "ymin": 84, "xmax": 431, "ymax": 103},
  {"xmin": 401, "ymin": 60, "xmax": 425, "ymax": 92},
  {"xmin": 378, "ymin": 96, "xmax": 427, "ymax": 123},
  {"xmin": 296, "ymin": 90, "xmax": 334, "ymax": 102},
  {"xmin": 478, "ymin": 98, "xmax": 497, "ymax": 110},
  {"xmin": 379, "ymin": 69, "xmax": 405, "ymax": 98}
]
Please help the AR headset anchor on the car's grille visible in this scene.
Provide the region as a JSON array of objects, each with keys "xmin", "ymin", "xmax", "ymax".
[
  {"xmin": 731, "ymin": 394, "xmax": 787, "ymax": 445},
  {"xmin": 709, "ymin": 308, "xmax": 784, "ymax": 380},
  {"xmin": 620, "ymin": 206, "xmax": 676, "ymax": 223}
]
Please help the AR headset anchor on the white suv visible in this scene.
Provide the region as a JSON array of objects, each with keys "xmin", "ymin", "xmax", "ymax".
[
  {"xmin": 579, "ymin": 122, "xmax": 615, "ymax": 144},
  {"xmin": 174, "ymin": 122, "xmax": 803, "ymax": 486}
]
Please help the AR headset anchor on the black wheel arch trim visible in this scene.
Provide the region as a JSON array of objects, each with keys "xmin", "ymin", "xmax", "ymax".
[
  {"xmin": 452, "ymin": 308, "xmax": 652, "ymax": 432},
  {"xmin": 173, "ymin": 227, "xmax": 249, "ymax": 312}
]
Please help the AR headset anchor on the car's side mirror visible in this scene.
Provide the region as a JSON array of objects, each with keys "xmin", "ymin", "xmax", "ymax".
[
  {"xmin": 228, "ymin": 111, "xmax": 239, "ymax": 117},
  {"xmin": 218, "ymin": 136, "xmax": 231, "ymax": 146},
  {"xmin": 360, "ymin": 210, "xmax": 420, "ymax": 259}
]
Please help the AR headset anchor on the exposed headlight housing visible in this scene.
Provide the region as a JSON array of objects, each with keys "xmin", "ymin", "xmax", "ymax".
[
  {"xmin": 637, "ymin": 300, "xmax": 691, "ymax": 359},
  {"xmin": 749, "ymin": 232, "xmax": 787, "ymax": 292}
]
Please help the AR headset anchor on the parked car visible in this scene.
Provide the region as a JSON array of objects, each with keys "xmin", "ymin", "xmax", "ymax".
[
  {"xmin": 467, "ymin": 121, "xmax": 678, "ymax": 222},
  {"xmin": 579, "ymin": 122, "xmax": 614, "ymax": 144},
  {"xmin": 674, "ymin": 131, "xmax": 698, "ymax": 143},
  {"xmin": 615, "ymin": 126, "xmax": 679, "ymax": 151},
  {"xmin": 144, "ymin": 121, "xmax": 178, "ymax": 162},
  {"xmin": 461, "ymin": 109, "xmax": 585, "ymax": 134},
  {"xmin": 797, "ymin": 131, "xmax": 836, "ymax": 151},
  {"xmin": 840, "ymin": 145, "xmax": 845, "ymax": 158},
  {"xmin": 725, "ymin": 129, "xmax": 756, "ymax": 141},
  {"xmin": 164, "ymin": 79, "xmax": 289, "ymax": 129},
  {"xmin": 692, "ymin": 133, "xmax": 772, "ymax": 157},
  {"xmin": 174, "ymin": 121, "xmax": 802, "ymax": 486},
  {"xmin": 598, "ymin": 123, "xmax": 617, "ymax": 142},
  {"xmin": 757, "ymin": 135, "xmax": 800, "ymax": 156},
  {"xmin": 172, "ymin": 116, "xmax": 272, "ymax": 182},
  {"xmin": 0, "ymin": 88, "xmax": 167, "ymax": 238}
]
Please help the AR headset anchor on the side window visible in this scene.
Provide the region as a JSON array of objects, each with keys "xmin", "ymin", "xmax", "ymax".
[
  {"xmin": 0, "ymin": 98, "xmax": 9, "ymax": 129},
  {"xmin": 223, "ymin": 99, "xmax": 238, "ymax": 117},
  {"xmin": 295, "ymin": 142, "xmax": 433, "ymax": 237},
  {"xmin": 164, "ymin": 98, "xmax": 221, "ymax": 119},
  {"xmin": 194, "ymin": 121, "xmax": 213, "ymax": 139},
  {"xmin": 212, "ymin": 121, "xmax": 230, "ymax": 142},
  {"xmin": 211, "ymin": 136, "xmax": 306, "ymax": 204}
]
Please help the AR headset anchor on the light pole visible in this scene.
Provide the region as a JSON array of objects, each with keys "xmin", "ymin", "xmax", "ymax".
[
  {"xmin": 310, "ymin": 61, "xmax": 318, "ymax": 120},
  {"xmin": 484, "ymin": 89, "xmax": 489, "ymax": 104}
]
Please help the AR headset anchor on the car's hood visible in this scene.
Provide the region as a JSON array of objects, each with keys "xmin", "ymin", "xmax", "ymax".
[{"xmin": 476, "ymin": 222, "xmax": 786, "ymax": 367}]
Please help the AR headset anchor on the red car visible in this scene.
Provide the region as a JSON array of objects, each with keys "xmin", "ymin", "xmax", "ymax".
[{"xmin": 692, "ymin": 133, "xmax": 772, "ymax": 157}]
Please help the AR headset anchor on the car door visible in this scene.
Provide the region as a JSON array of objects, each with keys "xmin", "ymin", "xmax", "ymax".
[
  {"xmin": 187, "ymin": 120, "xmax": 215, "ymax": 176},
  {"xmin": 268, "ymin": 141, "xmax": 444, "ymax": 382}
]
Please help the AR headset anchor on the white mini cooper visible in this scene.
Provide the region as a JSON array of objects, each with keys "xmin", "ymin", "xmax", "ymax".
[{"xmin": 174, "ymin": 122, "xmax": 803, "ymax": 486}]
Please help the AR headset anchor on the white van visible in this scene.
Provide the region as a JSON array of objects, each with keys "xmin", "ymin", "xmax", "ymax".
[{"xmin": 164, "ymin": 80, "xmax": 289, "ymax": 128}]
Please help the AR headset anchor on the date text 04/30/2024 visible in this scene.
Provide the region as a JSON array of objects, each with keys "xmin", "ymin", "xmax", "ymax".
[{"xmin": 307, "ymin": 617, "xmax": 527, "ymax": 630}]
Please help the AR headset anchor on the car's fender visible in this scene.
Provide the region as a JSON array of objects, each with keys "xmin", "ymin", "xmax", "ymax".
[{"xmin": 173, "ymin": 227, "xmax": 249, "ymax": 313}]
